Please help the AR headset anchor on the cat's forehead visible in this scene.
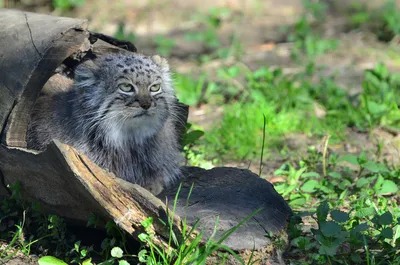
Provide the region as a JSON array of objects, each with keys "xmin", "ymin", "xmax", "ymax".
[
  {"xmin": 102, "ymin": 55, "xmax": 162, "ymax": 84},
  {"xmin": 103, "ymin": 55, "xmax": 159, "ymax": 71}
]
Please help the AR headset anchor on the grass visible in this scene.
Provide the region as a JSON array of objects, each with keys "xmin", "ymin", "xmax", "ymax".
[
  {"xmin": 1, "ymin": 0, "xmax": 400, "ymax": 264},
  {"xmin": 346, "ymin": 0, "xmax": 400, "ymax": 42},
  {"xmin": 52, "ymin": 0, "xmax": 85, "ymax": 11},
  {"xmin": 180, "ymin": 62, "xmax": 399, "ymax": 162}
]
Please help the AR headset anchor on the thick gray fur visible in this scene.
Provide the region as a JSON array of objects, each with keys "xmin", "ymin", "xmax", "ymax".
[{"xmin": 28, "ymin": 53, "xmax": 184, "ymax": 195}]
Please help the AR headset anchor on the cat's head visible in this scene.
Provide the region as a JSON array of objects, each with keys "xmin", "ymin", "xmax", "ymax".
[{"xmin": 74, "ymin": 53, "xmax": 176, "ymax": 145}]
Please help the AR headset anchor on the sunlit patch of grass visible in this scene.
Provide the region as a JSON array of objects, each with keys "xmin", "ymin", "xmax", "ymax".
[
  {"xmin": 204, "ymin": 99, "xmax": 310, "ymax": 160},
  {"xmin": 173, "ymin": 73, "xmax": 207, "ymax": 107},
  {"xmin": 192, "ymin": 61, "xmax": 399, "ymax": 161}
]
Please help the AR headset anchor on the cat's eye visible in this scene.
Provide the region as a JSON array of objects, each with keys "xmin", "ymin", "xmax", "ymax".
[
  {"xmin": 150, "ymin": 84, "xmax": 161, "ymax": 92},
  {"xmin": 118, "ymin": 83, "xmax": 134, "ymax": 93}
]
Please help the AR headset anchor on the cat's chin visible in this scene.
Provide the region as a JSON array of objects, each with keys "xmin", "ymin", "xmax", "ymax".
[
  {"xmin": 101, "ymin": 112, "xmax": 165, "ymax": 148},
  {"xmin": 124, "ymin": 115, "xmax": 163, "ymax": 142},
  {"xmin": 104, "ymin": 123, "xmax": 157, "ymax": 148}
]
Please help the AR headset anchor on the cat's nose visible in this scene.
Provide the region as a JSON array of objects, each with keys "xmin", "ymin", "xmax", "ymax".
[{"xmin": 140, "ymin": 101, "xmax": 151, "ymax": 110}]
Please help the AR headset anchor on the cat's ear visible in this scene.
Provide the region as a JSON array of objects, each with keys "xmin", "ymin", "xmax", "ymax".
[
  {"xmin": 151, "ymin": 55, "xmax": 169, "ymax": 71},
  {"xmin": 74, "ymin": 60, "xmax": 100, "ymax": 88}
]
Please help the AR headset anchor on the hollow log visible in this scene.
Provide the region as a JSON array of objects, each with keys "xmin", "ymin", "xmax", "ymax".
[
  {"xmin": 0, "ymin": 8, "xmax": 188, "ymax": 250},
  {"xmin": 0, "ymin": 9, "xmax": 292, "ymax": 263}
]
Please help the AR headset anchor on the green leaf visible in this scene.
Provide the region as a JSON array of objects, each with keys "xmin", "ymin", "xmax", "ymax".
[
  {"xmin": 138, "ymin": 233, "xmax": 149, "ymax": 242},
  {"xmin": 356, "ymin": 178, "xmax": 371, "ymax": 188},
  {"xmin": 105, "ymin": 221, "xmax": 116, "ymax": 234},
  {"xmin": 331, "ymin": 210, "xmax": 350, "ymax": 223},
  {"xmin": 339, "ymin": 179, "xmax": 352, "ymax": 190},
  {"xmin": 110, "ymin": 238, "xmax": 116, "ymax": 247},
  {"xmin": 363, "ymin": 161, "xmax": 388, "ymax": 173},
  {"xmin": 82, "ymin": 258, "xmax": 93, "ymax": 265},
  {"xmin": 302, "ymin": 172, "xmax": 321, "ymax": 178},
  {"xmin": 380, "ymin": 227, "xmax": 394, "ymax": 239},
  {"xmin": 358, "ymin": 152, "xmax": 367, "ymax": 164},
  {"xmin": 291, "ymin": 236, "xmax": 312, "ymax": 249},
  {"xmin": 328, "ymin": 172, "xmax": 341, "ymax": 179},
  {"xmin": 378, "ymin": 211, "xmax": 393, "ymax": 225},
  {"xmin": 320, "ymin": 221, "xmax": 341, "ymax": 237},
  {"xmin": 289, "ymin": 197, "xmax": 307, "ymax": 207},
  {"xmin": 376, "ymin": 180, "xmax": 398, "ymax": 195},
  {"xmin": 338, "ymin": 154, "xmax": 359, "ymax": 165},
  {"xmin": 280, "ymin": 184, "xmax": 297, "ymax": 197},
  {"xmin": 373, "ymin": 174, "xmax": 384, "ymax": 190},
  {"xmin": 356, "ymin": 207, "xmax": 376, "ymax": 218},
  {"xmin": 184, "ymin": 130, "xmax": 205, "ymax": 145},
  {"xmin": 317, "ymin": 201, "xmax": 329, "ymax": 222},
  {"xmin": 38, "ymin": 256, "xmax": 68, "ymax": 265},
  {"xmin": 141, "ymin": 217, "xmax": 153, "ymax": 229},
  {"xmin": 367, "ymin": 101, "xmax": 387, "ymax": 115},
  {"xmin": 319, "ymin": 185, "xmax": 333, "ymax": 194},
  {"xmin": 301, "ymin": 179, "xmax": 319, "ymax": 193},
  {"xmin": 111, "ymin": 247, "xmax": 124, "ymax": 258},
  {"xmin": 138, "ymin": 249, "xmax": 147, "ymax": 262},
  {"xmin": 119, "ymin": 260, "xmax": 130, "ymax": 265},
  {"xmin": 353, "ymin": 223, "xmax": 369, "ymax": 233},
  {"xmin": 318, "ymin": 244, "xmax": 338, "ymax": 256},
  {"xmin": 74, "ymin": 241, "xmax": 81, "ymax": 252},
  {"xmin": 294, "ymin": 167, "xmax": 308, "ymax": 180}
]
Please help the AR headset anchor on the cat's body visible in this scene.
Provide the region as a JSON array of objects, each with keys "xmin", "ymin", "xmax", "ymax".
[{"xmin": 28, "ymin": 54, "xmax": 183, "ymax": 195}]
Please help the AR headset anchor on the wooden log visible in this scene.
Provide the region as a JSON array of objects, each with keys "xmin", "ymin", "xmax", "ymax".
[
  {"xmin": 0, "ymin": 9, "xmax": 292, "ymax": 263},
  {"xmin": 0, "ymin": 8, "xmax": 89, "ymax": 147},
  {"xmin": 0, "ymin": 9, "xmax": 189, "ymax": 251},
  {"xmin": 0, "ymin": 140, "xmax": 188, "ymax": 250}
]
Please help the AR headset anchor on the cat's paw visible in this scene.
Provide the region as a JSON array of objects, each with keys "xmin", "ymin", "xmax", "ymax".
[{"xmin": 145, "ymin": 181, "xmax": 164, "ymax": 196}]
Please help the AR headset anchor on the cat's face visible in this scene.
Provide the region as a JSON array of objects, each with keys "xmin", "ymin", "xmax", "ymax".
[{"xmin": 74, "ymin": 54, "xmax": 176, "ymax": 145}]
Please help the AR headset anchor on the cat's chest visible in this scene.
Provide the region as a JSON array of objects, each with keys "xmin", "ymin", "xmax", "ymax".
[
  {"xmin": 91, "ymin": 139, "xmax": 156, "ymax": 166},
  {"xmin": 99, "ymin": 143, "xmax": 159, "ymax": 181}
]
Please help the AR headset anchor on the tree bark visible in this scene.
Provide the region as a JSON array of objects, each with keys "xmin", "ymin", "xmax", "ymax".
[
  {"xmin": 0, "ymin": 9, "xmax": 292, "ymax": 263},
  {"xmin": 0, "ymin": 8, "xmax": 189, "ymax": 250},
  {"xmin": 0, "ymin": 9, "xmax": 89, "ymax": 147}
]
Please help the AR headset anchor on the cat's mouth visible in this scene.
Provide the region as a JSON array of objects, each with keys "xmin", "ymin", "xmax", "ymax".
[{"xmin": 132, "ymin": 110, "xmax": 155, "ymax": 118}]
